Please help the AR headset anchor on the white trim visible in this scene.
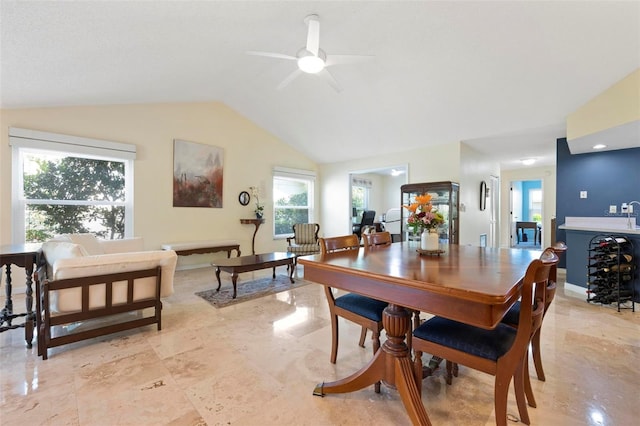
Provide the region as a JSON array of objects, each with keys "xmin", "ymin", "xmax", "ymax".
[
  {"xmin": 10, "ymin": 128, "xmax": 135, "ymax": 243},
  {"xmin": 9, "ymin": 127, "xmax": 136, "ymax": 160},
  {"xmin": 272, "ymin": 167, "xmax": 316, "ymax": 238},
  {"xmin": 11, "ymin": 148, "xmax": 24, "ymax": 242},
  {"xmin": 273, "ymin": 166, "xmax": 316, "ymax": 179},
  {"xmin": 563, "ymin": 282, "xmax": 588, "ymax": 300}
]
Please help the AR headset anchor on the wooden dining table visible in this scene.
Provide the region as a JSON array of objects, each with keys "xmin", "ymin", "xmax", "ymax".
[{"xmin": 299, "ymin": 243, "xmax": 541, "ymax": 426}]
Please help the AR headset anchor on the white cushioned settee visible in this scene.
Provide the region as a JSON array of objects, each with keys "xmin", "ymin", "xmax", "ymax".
[{"xmin": 36, "ymin": 233, "xmax": 177, "ymax": 359}]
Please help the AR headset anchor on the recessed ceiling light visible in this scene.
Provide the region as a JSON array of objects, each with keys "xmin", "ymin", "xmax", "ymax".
[
  {"xmin": 593, "ymin": 144, "xmax": 607, "ymax": 150},
  {"xmin": 391, "ymin": 169, "xmax": 405, "ymax": 176},
  {"xmin": 520, "ymin": 158, "xmax": 536, "ymax": 166}
]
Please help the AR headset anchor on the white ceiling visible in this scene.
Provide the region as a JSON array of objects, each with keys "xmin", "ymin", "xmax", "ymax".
[{"xmin": 1, "ymin": 1, "xmax": 639, "ymax": 168}]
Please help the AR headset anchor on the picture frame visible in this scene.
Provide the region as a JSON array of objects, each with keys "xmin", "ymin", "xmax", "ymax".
[{"xmin": 173, "ymin": 139, "xmax": 224, "ymax": 208}]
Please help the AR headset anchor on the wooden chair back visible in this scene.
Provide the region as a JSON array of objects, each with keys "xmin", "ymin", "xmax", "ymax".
[
  {"xmin": 320, "ymin": 234, "xmax": 360, "ymax": 255},
  {"xmin": 362, "ymin": 231, "xmax": 392, "ymax": 250}
]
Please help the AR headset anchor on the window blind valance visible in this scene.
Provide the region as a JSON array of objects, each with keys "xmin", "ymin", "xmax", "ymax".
[
  {"xmin": 352, "ymin": 177, "xmax": 372, "ymax": 188},
  {"xmin": 9, "ymin": 127, "xmax": 137, "ymax": 160},
  {"xmin": 273, "ymin": 166, "xmax": 316, "ymax": 180}
]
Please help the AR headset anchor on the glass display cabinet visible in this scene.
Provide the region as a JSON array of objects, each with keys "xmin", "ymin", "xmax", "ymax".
[{"xmin": 400, "ymin": 181, "xmax": 460, "ymax": 244}]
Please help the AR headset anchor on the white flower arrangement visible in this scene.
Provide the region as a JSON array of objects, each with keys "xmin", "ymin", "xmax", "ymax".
[{"xmin": 249, "ymin": 186, "xmax": 264, "ymax": 217}]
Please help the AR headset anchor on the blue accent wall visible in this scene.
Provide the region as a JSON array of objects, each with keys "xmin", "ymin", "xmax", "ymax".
[
  {"xmin": 556, "ymin": 138, "xmax": 640, "ymax": 230},
  {"xmin": 521, "ymin": 180, "xmax": 541, "ymax": 220},
  {"xmin": 556, "ymin": 138, "xmax": 640, "ymax": 302}
]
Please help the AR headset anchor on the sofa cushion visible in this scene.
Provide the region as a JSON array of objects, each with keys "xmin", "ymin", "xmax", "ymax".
[
  {"xmin": 100, "ymin": 237, "xmax": 145, "ymax": 254},
  {"xmin": 67, "ymin": 233, "xmax": 105, "ymax": 255},
  {"xmin": 41, "ymin": 241, "xmax": 88, "ymax": 278},
  {"xmin": 49, "ymin": 250, "xmax": 177, "ymax": 313}
]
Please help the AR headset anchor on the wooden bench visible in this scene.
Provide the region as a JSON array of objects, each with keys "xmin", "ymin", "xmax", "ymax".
[{"xmin": 161, "ymin": 240, "xmax": 241, "ymax": 258}]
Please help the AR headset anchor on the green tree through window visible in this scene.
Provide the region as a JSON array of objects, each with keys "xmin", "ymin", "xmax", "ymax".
[
  {"xmin": 273, "ymin": 170, "xmax": 315, "ymax": 238},
  {"xmin": 22, "ymin": 154, "xmax": 126, "ymax": 242}
]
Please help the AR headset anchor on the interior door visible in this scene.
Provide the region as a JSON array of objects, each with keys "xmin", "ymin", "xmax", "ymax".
[{"xmin": 510, "ymin": 182, "xmax": 523, "ymax": 247}]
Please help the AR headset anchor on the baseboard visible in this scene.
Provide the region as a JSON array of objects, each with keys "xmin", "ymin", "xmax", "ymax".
[
  {"xmin": 176, "ymin": 263, "xmax": 211, "ymax": 271},
  {"xmin": 563, "ymin": 282, "xmax": 587, "ymax": 300}
]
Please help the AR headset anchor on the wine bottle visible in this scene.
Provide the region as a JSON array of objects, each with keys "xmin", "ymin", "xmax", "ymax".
[
  {"xmin": 620, "ymin": 253, "xmax": 633, "ymax": 263},
  {"xmin": 603, "ymin": 263, "xmax": 634, "ymax": 273}
]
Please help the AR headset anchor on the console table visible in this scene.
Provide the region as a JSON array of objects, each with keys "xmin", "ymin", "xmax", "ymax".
[
  {"xmin": 516, "ymin": 221, "xmax": 540, "ymax": 245},
  {"xmin": 240, "ymin": 218, "xmax": 265, "ymax": 255},
  {"xmin": 0, "ymin": 243, "xmax": 41, "ymax": 348}
]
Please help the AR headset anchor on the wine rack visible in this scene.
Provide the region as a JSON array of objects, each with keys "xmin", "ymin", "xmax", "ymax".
[{"xmin": 587, "ymin": 234, "xmax": 635, "ymax": 312}]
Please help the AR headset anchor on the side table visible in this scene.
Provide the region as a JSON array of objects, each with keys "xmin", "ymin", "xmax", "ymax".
[
  {"xmin": 240, "ymin": 218, "xmax": 265, "ymax": 255},
  {"xmin": 0, "ymin": 243, "xmax": 41, "ymax": 348}
]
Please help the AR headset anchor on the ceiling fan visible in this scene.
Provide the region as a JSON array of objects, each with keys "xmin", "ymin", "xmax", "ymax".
[{"xmin": 247, "ymin": 14, "xmax": 373, "ymax": 92}]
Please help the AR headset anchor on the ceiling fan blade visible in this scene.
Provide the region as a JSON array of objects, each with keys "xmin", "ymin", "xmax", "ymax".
[
  {"xmin": 318, "ymin": 68, "xmax": 343, "ymax": 93},
  {"xmin": 325, "ymin": 55, "xmax": 375, "ymax": 67},
  {"xmin": 247, "ymin": 51, "xmax": 297, "ymax": 61},
  {"xmin": 277, "ymin": 69, "xmax": 303, "ymax": 90},
  {"xmin": 305, "ymin": 15, "xmax": 320, "ymax": 56}
]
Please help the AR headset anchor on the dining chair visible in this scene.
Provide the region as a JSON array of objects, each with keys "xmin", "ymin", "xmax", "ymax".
[
  {"xmin": 412, "ymin": 249, "xmax": 559, "ymax": 426},
  {"xmin": 499, "ymin": 242, "xmax": 567, "ymax": 408},
  {"xmin": 319, "ymin": 234, "xmax": 388, "ymax": 393},
  {"xmin": 362, "ymin": 230, "xmax": 392, "ymax": 249}
]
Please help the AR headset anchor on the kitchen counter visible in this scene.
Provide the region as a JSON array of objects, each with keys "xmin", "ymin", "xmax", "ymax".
[
  {"xmin": 558, "ymin": 217, "xmax": 640, "ymax": 303},
  {"xmin": 559, "ymin": 216, "xmax": 640, "ymax": 235}
]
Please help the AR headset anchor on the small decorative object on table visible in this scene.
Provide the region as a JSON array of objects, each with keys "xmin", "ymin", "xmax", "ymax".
[
  {"xmin": 403, "ymin": 193, "xmax": 445, "ymax": 254},
  {"xmin": 250, "ymin": 186, "xmax": 264, "ymax": 219}
]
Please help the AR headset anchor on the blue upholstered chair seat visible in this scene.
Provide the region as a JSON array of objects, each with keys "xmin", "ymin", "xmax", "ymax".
[
  {"xmin": 501, "ymin": 301, "xmax": 521, "ymax": 325},
  {"xmin": 413, "ymin": 316, "xmax": 517, "ymax": 361},
  {"xmin": 334, "ymin": 293, "xmax": 388, "ymax": 322}
]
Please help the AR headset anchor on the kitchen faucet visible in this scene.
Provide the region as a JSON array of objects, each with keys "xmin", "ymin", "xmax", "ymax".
[{"xmin": 627, "ymin": 200, "xmax": 640, "ymax": 229}]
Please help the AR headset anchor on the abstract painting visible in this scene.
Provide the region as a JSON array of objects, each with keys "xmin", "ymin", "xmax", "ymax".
[{"xmin": 173, "ymin": 139, "xmax": 223, "ymax": 207}]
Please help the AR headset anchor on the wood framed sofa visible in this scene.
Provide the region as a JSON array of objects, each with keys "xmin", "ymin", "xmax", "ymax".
[{"xmin": 35, "ymin": 234, "xmax": 177, "ymax": 359}]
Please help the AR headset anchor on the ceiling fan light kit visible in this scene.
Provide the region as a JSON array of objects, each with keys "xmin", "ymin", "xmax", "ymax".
[
  {"xmin": 297, "ymin": 48, "xmax": 326, "ymax": 74},
  {"xmin": 247, "ymin": 13, "xmax": 373, "ymax": 91}
]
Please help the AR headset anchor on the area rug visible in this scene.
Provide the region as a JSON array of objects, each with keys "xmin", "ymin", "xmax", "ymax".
[{"xmin": 195, "ymin": 274, "xmax": 311, "ymax": 308}]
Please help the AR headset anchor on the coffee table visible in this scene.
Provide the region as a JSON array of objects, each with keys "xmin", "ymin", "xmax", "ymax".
[{"xmin": 212, "ymin": 252, "xmax": 295, "ymax": 299}]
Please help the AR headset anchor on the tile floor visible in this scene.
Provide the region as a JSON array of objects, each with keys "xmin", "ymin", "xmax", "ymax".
[{"xmin": 1, "ymin": 265, "xmax": 638, "ymax": 425}]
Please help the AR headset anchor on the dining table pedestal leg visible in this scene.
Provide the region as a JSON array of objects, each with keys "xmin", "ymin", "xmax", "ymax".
[{"xmin": 313, "ymin": 304, "xmax": 432, "ymax": 426}]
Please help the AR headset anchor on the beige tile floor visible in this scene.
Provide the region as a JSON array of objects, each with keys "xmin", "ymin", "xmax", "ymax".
[{"xmin": 1, "ymin": 266, "xmax": 638, "ymax": 426}]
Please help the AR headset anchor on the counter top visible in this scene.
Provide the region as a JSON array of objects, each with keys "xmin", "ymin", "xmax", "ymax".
[
  {"xmin": 559, "ymin": 216, "xmax": 640, "ymax": 235},
  {"xmin": 559, "ymin": 224, "xmax": 640, "ymax": 235}
]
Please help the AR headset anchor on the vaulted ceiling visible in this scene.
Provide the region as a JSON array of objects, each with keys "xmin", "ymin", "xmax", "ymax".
[{"xmin": 1, "ymin": 1, "xmax": 638, "ymax": 168}]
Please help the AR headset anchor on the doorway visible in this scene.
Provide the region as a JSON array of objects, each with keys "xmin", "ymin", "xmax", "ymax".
[
  {"xmin": 348, "ymin": 165, "xmax": 408, "ymax": 235},
  {"xmin": 510, "ymin": 179, "xmax": 543, "ymax": 249}
]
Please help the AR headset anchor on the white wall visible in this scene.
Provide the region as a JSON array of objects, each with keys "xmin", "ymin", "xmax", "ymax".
[
  {"xmin": 0, "ymin": 102, "xmax": 319, "ymax": 268},
  {"xmin": 320, "ymin": 143, "xmax": 460, "ymax": 238},
  {"xmin": 383, "ymin": 173, "xmax": 407, "ymax": 213},
  {"xmin": 458, "ymin": 143, "xmax": 500, "ymax": 246}
]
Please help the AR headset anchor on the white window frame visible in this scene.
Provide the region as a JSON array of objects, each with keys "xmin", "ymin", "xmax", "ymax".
[
  {"xmin": 272, "ymin": 166, "xmax": 316, "ymax": 239},
  {"xmin": 529, "ymin": 188, "xmax": 542, "ymax": 222},
  {"xmin": 10, "ymin": 127, "xmax": 136, "ymax": 243}
]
